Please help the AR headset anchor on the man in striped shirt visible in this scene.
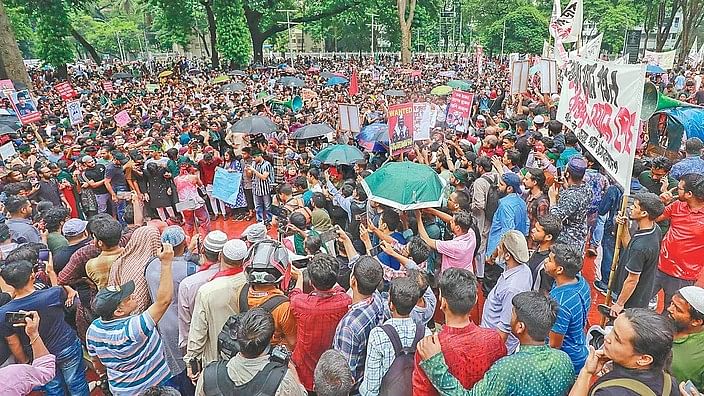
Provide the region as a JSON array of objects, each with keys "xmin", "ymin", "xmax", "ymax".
[
  {"xmin": 247, "ymin": 148, "xmax": 275, "ymax": 225},
  {"xmin": 86, "ymin": 242, "xmax": 175, "ymax": 395}
]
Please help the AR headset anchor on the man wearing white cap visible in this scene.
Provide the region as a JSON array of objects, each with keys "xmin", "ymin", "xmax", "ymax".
[
  {"xmin": 177, "ymin": 230, "xmax": 227, "ymax": 353},
  {"xmin": 668, "ymin": 286, "xmax": 704, "ymax": 390},
  {"xmin": 186, "ymin": 239, "xmax": 249, "ymax": 390}
]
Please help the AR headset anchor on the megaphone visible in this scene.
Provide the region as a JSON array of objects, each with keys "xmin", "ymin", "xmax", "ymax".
[
  {"xmin": 271, "ymin": 96, "xmax": 303, "ymax": 114},
  {"xmin": 640, "ymin": 82, "xmax": 695, "ymax": 120}
]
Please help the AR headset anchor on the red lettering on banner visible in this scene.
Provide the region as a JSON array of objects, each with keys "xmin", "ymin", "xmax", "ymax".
[
  {"xmin": 590, "ymin": 103, "xmax": 614, "ymax": 144},
  {"xmin": 568, "ymin": 81, "xmax": 589, "ymax": 129},
  {"xmin": 614, "ymin": 107, "xmax": 636, "ymax": 155}
]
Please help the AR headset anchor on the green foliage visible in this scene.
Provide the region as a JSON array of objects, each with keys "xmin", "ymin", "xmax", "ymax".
[
  {"xmin": 482, "ymin": 4, "xmax": 548, "ymax": 54},
  {"xmin": 73, "ymin": 13, "xmax": 143, "ymax": 58},
  {"xmin": 34, "ymin": 1, "xmax": 75, "ymax": 68},
  {"xmin": 213, "ymin": 0, "xmax": 251, "ymax": 66},
  {"xmin": 6, "ymin": 5, "xmax": 36, "ymax": 58},
  {"xmin": 595, "ymin": 1, "xmax": 640, "ymax": 53},
  {"xmin": 147, "ymin": 0, "xmax": 199, "ymax": 50}
]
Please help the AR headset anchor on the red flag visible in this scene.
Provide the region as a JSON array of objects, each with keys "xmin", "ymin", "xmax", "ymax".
[{"xmin": 349, "ymin": 70, "xmax": 359, "ymax": 96}]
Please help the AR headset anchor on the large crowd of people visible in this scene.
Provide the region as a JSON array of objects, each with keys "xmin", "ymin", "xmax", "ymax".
[{"xmin": 0, "ymin": 54, "xmax": 702, "ymax": 396}]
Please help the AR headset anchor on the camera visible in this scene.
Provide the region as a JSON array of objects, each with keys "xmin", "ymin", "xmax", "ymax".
[
  {"xmin": 269, "ymin": 205, "xmax": 291, "ymax": 227},
  {"xmin": 270, "ymin": 344, "xmax": 291, "ymax": 364}
]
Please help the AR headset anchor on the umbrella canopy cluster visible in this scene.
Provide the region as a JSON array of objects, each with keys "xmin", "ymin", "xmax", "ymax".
[
  {"xmin": 314, "ymin": 144, "xmax": 365, "ymax": 165},
  {"xmin": 291, "ymin": 123, "xmax": 334, "ymax": 140},
  {"xmin": 362, "ymin": 162, "xmax": 446, "ymax": 210},
  {"xmin": 277, "ymin": 76, "xmax": 305, "ymax": 88},
  {"xmin": 221, "ymin": 82, "xmax": 246, "ymax": 92},
  {"xmin": 229, "ymin": 116, "xmax": 277, "ymax": 135}
]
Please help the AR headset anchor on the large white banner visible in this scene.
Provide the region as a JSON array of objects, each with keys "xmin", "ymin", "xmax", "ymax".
[
  {"xmin": 556, "ymin": 59, "xmax": 646, "ymax": 194},
  {"xmin": 581, "ymin": 33, "xmax": 603, "ymax": 60},
  {"xmin": 643, "ymin": 50, "xmax": 677, "ymax": 69},
  {"xmin": 550, "ymin": 0, "xmax": 583, "ymax": 43}
]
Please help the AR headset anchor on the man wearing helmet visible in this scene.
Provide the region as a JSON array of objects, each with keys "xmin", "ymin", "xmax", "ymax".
[{"xmin": 241, "ymin": 239, "xmax": 298, "ymax": 351}]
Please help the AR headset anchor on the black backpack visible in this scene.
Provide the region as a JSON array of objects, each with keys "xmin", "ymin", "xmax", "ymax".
[
  {"xmin": 480, "ymin": 174, "xmax": 501, "ymax": 223},
  {"xmin": 217, "ymin": 284, "xmax": 288, "ymax": 361},
  {"xmin": 378, "ymin": 322, "xmax": 425, "ymax": 396},
  {"xmin": 202, "ymin": 353, "xmax": 288, "ymax": 396}
]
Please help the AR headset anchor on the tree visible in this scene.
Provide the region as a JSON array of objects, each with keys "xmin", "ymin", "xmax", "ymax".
[
  {"xmin": 0, "ymin": 0, "xmax": 31, "ymax": 87},
  {"xmin": 34, "ymin": 1, "xmax": 74, "ymax": 78},
  {"xmin": 213, "ymin": 0, "xmax": 251, "ymax": 68},
  {"xmin": 482, "ymin": 5, "xmax": 547, "ymax": 55},
  {"xmin": 243, "ymin": 1, "xmax": 361, "ymax": 64},
  {"xmin": 396, "ymin": 0, "xmax": 417, "ymax": 63}
]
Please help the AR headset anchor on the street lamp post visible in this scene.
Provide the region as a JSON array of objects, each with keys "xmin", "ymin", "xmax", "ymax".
[
  {"xmin": 367, "ymin": 13, "xmax": 378, "ymax": 60},
  {"xmin": 277, "ymin": 9, "xmax": 296, "ymax": 64}
]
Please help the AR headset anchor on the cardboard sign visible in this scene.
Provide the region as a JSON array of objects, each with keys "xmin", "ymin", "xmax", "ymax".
[
  {"xmin": 0, "ymin": 142, "xmax": 16, "ymax": 161},
  {"xmin": 510, "ymin": 60, "xmax": 530, "ymax": 94},
  {"xmin": 67, "ymin": 100, "xmax": 83, "ymax": 126},
  {"xmin": 54, "ymin": 82, "xmax": 77, "ymax": 100},
  {"xmin": 338, "ymin": 104, "xmax": 360, "ymax": 133},
  {"xmin": 114, "ymin": 110, "xmax": 131, "ymax": 127},
  {"xmin": 387, "ymin": 103, "xmax": 414, "ymax": 156},
  {"xmin": 212, "ymin": 167, "xmax": 243, "ymax": 205},
  {"xmin": 413, "ymin": 102, "xmax": 432, "ymax": 141},
  {"xmin": 446, "ymin": 91, "xmax": 475, "ymax": 133},
  {"xmin": 0, "ymin": 80, "xmax": 14, "ymax": 90},
  {"xmin": 102, "ymin": 81, "xmax": 115, "ymax": 93},
  {"xmin": 536, "ymin": 60, "xmax": 559, "ymax": 93},
  {"xmin": 9, "ymin": 90, "xmax": 41, "ymax": 125}
]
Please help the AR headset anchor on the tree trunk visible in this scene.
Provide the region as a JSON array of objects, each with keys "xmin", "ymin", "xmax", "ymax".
[
  {"xmin": 252, "ymin": 34, "xmax": 265, "ymax": 64},
  {"xmin": 656, "ymin": 0, "xmax": 680, "ymax": 51},
  {"xmin": 202, "ymin": 0, "xmax": 219, "ymax": 69},
  {"xmin": 70, "ymin": 26, "xmax": 102, "ymax": 65},
  {"xmin": 396, "ymin": 0, "xmax": 416, "ymax": 65},
  {"xmin": 0, "ymin": 0, "xmax": 31, "ymax": 89},
  {"xmin": 400, "ymin": 27, "xmax": 411, "ymax": 64}
]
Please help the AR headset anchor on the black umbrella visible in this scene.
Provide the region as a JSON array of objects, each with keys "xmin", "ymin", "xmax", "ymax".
[
  {"xmin": 229, "ymin": 70, "xmax": 247, "ymax": 77},
  {"xmin": 111, "ymin": 72, "xmax": 133, "ymax": 80},
  {"xmin": 290, "ymin": 123, "xmax": 334, "ymax": 140},
  {"xmin": 0, "ymin": 114, "xmax": 20, "ymax": 131},
  {"xmin": 0, "ymin": 124, "xmax": 15, "ymax": 134},
  {"xmin": 221, "ymin": 82, "xmax": 246, "ymax": 92},
  {"xmin": 277, "ymin": 76, "xmax": 305, "ymax": 88},
  {"xmin": 383, "ymin": 89, "xmax": 406, "ymax": 97},
  {"xmin": 230, "ymin": 116, "xmax": 277, "ymax": 134}
]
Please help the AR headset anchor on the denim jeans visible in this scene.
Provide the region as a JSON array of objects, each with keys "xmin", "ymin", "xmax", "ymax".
[
  {"xmin": 590, "ymin": 214, "xmax": 607, "ymax": 247},
  {"xmin": 254, "ymin": 193, "xmax": 272, "ymax": 222},
  {"xmin": 43, "ymin": 337, "xmax": 89, "ymax": 396},
  {"xmin": 95, "ymin": 193, "xmax": 110, "ymax": 214},
  {"xmin": 600, "ymin": 230, "xmax": 616, "ymax": 285},
  {"xmin": 113, "ymin": 186, "xmax": 128, "ymax": 226}
]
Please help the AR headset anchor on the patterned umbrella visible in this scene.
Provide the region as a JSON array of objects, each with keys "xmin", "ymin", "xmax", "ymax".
[{"xmin": 356, "ymin": 123, "xmax": 389, "ymax": 151}]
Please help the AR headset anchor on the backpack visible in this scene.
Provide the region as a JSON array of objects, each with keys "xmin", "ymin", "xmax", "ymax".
[
  {"xmin": 481, "ymin": 174, "xmax": 501, "ymax": 223},
  {"xmin": 217, "ymin": 284, "xmax": 288, "ymax": 361},
  {"xmin": 589, "ymin": 372, "xmax": 672, "ymax": 396},
  {"xmin": 378, "ymin": 322, "xmax": 425, "ymax": 396},
  {"xmin": 202, "ymin": 352, "xmax": 289, "ymax": 396}
]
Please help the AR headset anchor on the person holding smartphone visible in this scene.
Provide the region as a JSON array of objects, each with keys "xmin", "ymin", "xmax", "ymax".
[
  {"xmin": 86, "ymin": 243, "xmax": 175, "ymax": 395},
  {"xmin": 0, "ymin": 311, "xmax": 56, "ymax": 396}
]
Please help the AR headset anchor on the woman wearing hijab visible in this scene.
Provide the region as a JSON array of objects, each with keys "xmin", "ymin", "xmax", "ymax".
[{"xmin": 108, "ymin": 226, "xmax": 162, "ymax": 312}]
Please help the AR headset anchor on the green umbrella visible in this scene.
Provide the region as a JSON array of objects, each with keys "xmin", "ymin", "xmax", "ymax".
[
  {"xmin": 362, "ymin": 162, "xmax": 447, "ymax": 210},
  {"xmin": 430, "ymin": 85, "xmax": 452, "ymax": 96},
  {"xmin": 447, "ymin": 80, "xmax": 471, "ymax": 90},
  {"xmin": 314, "ymin": 144, "xmax": 365, "ymax": 165}
]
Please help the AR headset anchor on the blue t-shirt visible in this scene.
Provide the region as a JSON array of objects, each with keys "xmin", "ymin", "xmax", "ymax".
[
  {"xmin": 0, "ymin": 286, "xmax": 77, "ymax": 354},
  {"xmin": 377, "ymin": 231, "xmax": 407, "ymax": 270},
  {"xmin": 549, "ymin": 275, "xmax": 591, "ymax": 372}
]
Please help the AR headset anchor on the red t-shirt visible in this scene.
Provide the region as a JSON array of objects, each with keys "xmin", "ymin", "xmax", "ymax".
[
  {"xmin": 198, "ymin": 157, "xmax": 222, "ymax": 185},
  {"xmin": 412, "ymin": 322, "xmax": 507, "ymax": 395},
  {"xmin": 658, "ymin": 200, "xmax": 704, "ymax": 280},
  {"xmin": 290, "ymin": 286, "xmax": 351, "ymax": 391}
]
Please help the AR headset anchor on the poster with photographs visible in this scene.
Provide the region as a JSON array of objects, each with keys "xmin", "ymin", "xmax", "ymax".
[
  {"xmin": 9, "ymin": 90, "xmax": 41, "ymax": 125},
  {"xmin": 387, "ymin": 103, "xmax": 414, "ymax": 156}
]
